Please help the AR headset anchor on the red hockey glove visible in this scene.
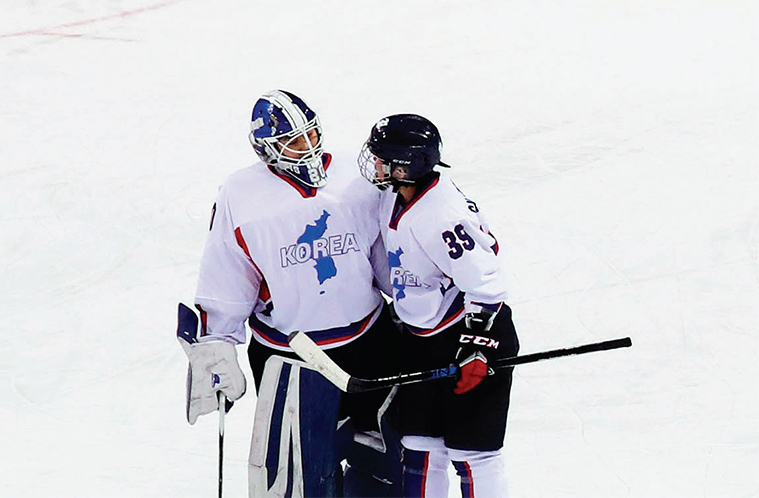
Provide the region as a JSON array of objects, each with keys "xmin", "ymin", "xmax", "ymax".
[
  {"xmin": 454, "ymin": 302, "xmax": 502, "ymax": 394},
  {"xmin": 454, "ymin": 350, "xmax": 489, "ymax": 394}
]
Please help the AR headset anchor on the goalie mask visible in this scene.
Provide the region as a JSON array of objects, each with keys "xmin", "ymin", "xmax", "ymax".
[
  {"xmin": 358, "ymin": 114, "xmax": 447, "ymax": 190},
  {"xmin": 249, "ymin": 90, "xmax": 327, "ymax": 188}
]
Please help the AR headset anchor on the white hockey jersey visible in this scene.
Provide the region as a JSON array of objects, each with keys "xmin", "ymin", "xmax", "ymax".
[
  {"xmin": 195, "ymin": 152, "xmax": 389, "ymax": 351},
  {"xmin": 379, "ymin": 174, "xmax": 509, "ymax": 335}
]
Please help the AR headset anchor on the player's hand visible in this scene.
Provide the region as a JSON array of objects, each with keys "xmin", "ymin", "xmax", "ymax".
[
  {"xmin": 454, "ymin": 302, "xmax": 502, "ymax": 394},
  {"xmin": 179, "ymin": 340, "xmax": 246, "ymax": 424},
  {"xmin": 454, "ymin": 350, "xmax": 489, "ymax": 394}
]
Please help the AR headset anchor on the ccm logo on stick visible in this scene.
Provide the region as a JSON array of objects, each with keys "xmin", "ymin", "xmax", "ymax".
[{"xmin": 459, "ymin": 334, "xmax": 499, "ymax": 349}]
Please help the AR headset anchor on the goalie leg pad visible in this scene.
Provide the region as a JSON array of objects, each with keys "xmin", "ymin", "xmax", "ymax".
[{"xmin": 248, "ymin": 356, "xmax": 344, "ymax": 498}]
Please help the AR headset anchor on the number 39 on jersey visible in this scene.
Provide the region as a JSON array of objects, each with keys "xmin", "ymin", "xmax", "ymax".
[{"xmin": 442, "ymin": 223, "xmax": 476, "ymax": 259}]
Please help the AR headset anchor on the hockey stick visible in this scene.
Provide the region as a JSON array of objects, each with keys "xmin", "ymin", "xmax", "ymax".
[
  {"xmin": 217, "ymin": 392, "xmax": 235, "ymax": 497},
  {"xmin": 288, "ymin": 331, "xmax": 632, "ymax": 393},
  {"xmin": 177, "ymin": 303, "xmax": 233, "ymax": 497},
  {"xmin": 217, "ymin": 392, "xmax": 225, "ymax": 498}
]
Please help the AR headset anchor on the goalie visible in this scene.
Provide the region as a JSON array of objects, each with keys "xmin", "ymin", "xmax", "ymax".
[{"xmin": 178, "ymin": 90, "xmax": 403, "ymax": 497}]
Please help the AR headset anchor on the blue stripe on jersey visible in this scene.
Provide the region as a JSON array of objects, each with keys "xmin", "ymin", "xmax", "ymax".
[
  {"xmin": 405, "ymin": 291, "xmax": 465, "ymax": 336},
  {"xmin": 249, "ymin": 304, "xmax": 380, "ymax": 348}
]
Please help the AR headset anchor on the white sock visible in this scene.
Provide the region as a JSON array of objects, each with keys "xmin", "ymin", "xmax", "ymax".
[
  {"xmin": 401, "ymin": 436, "xmax": 450, "ymax": 497},
  {"xmin": 449, "ymin": 448, "xmax": 508, "ymax": 498}
]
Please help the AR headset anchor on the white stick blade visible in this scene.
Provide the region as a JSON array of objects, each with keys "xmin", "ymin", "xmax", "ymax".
[{"xmin": 288, "ymin": 331, "xmax": 350, "ymax": 392}]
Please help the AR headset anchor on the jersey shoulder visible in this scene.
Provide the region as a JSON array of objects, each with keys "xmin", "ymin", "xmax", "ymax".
[
  {"xmin": 321, "ymin": 150, "xmax": 381, "ymax": 206},
  {"xmin": 413, "ymin": 175, "xmax": 477, "ymax": 225},
  {"xmin": 322, "ymin": 150, "xmax": 370, "ymax": 188},
  {"xmin": 222, "ymin": 162, "xmax": 275, "ymax": 200},
  {"xmin": 218, "ymin": 162, "xmax": 305, "ymax": 228}
]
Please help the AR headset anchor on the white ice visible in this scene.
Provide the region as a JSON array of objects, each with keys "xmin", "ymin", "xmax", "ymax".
[{"xmin": 1, "ymin": 1, "xmax": 756, "ymax": 496}]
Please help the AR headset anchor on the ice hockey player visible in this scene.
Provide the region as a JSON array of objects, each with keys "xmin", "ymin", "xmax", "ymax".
[
  {"xmin": 358, "ymin": 113, "xmax": 521, "ymax": 497},
  {"xmin": 178, "ymin": 90, "xmax": 403, "ymax": 497}
]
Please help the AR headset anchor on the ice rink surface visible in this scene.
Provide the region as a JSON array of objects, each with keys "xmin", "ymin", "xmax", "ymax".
[{"xmin": 1, "ymin": 1, "xmax": 756, "ymax": 496}]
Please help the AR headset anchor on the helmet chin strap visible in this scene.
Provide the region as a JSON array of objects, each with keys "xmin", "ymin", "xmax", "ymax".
[
  {"xmin": 389, "ymin": 177, "xmax": 415, "ymax": 190},
  {"xmin": 389, "ymin": 164, "xmax": 437, "ymax": 189}
]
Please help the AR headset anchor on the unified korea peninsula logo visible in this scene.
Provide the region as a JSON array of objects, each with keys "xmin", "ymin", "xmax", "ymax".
[
  {"xmin": 279, "ymin": 210, "xmax": 360, "ymax": 287},
  {"xmin": 388, "ymin": 247, "xmax": 426, "ymax": 299}
]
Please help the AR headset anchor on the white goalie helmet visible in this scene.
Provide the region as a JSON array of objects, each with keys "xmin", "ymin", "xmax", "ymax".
[{"xmin": 248, "ymin": 90, "xmax": 327, "ymax": 188}]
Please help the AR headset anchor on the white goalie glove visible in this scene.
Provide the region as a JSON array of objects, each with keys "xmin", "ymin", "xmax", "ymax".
[{"xmin": 177, "ymin": 303, "xmax": 246, "ymax": 424}]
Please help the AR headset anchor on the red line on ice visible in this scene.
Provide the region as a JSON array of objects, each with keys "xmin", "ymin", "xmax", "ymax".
[{"xmin": 0, "ymin": 0, "xmax": 186, "ymax": 39}]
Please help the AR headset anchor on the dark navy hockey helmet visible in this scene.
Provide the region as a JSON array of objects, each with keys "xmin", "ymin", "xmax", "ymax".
[
  {"xmin": 249, "ymin": 90, "xmax": 327, "ymax": 188},
  {"xmin": 358, "ymin": 114, "xmax": 448, "ymax": 189}
]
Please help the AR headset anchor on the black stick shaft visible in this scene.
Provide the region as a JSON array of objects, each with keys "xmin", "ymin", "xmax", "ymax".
[
  {"xmin": 218, "ymin": 431, "xmax": 223, "ymax": 498},
  {"xmin": 218, "ymin": 393, "xmax": 225, "ymax": 498},
  {"xmin": 347, "ymin": 336, "xmax": 632, "ymax": 392},
  {"xmin": 494, "ymin": 337, "xmax": 632, "ymax": 369}
]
